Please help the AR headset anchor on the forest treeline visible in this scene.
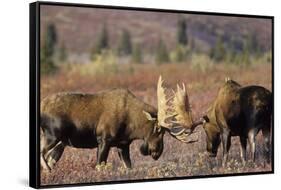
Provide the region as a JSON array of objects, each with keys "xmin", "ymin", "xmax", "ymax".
[{"xmin": 41, "ymin": 17, "xmax": 271, "ymax": 75}]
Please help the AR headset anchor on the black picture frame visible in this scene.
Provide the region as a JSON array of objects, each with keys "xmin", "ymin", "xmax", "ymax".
[{"xmin": 29, "ymin": 1, "xmax": 274, "ymax": 188}]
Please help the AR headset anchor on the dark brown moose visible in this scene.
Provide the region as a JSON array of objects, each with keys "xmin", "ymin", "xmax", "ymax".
[
  {"xmin": 171, "ymin": 78, "xmax": 272, "ymax": 166},
  {"xmin": 40, "ymin": 77, "xmax": 195, "ymax": 171},
  {"xmin": 204, "ymin": 79, "xmax": 271, "ymax": 166}
]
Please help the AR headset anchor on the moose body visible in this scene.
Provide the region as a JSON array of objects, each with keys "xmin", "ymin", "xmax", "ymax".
[
  {"xmin": 202, "ymin": 80, "xmax": 272, "ymax": 166},
  {"xmin": 40, "ymin": 89, "xmax": 165, "ymax": 171}
]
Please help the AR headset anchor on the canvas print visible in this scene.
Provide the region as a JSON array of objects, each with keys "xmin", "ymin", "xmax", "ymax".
[{"xmin": 32, "ymin": 2, "xmax": 273, "ymax": 188}]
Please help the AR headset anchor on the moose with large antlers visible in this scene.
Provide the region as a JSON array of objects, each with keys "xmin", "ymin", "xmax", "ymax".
[{"xmin": 40, "ymin": 76, "xmax": 198, "ymax": 171}]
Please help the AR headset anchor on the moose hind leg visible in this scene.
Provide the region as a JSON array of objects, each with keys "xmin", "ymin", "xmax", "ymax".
[
  {"xmin": 248, "ymin": 128, "xmax": 258, "ymax": 162},
  {"xmin": 239, "ymin": 136, "xmax": 247, "ymax": 165},
  {"xmin": 45, "ymin": 141, "xmax": 65, "ymax": 169},
  {"xmin": 40, "ymin": 136, "xmax": 60, "ymax": 172},
  {"xmin": 41, "ymin": 153, "xmax": 51, "ymax": 172},
  {"xmin": 40, "ymin": 131, "xmax": 51, "ymax": 171},
  {"xmin": 117, "ymin": 144, "xmax": 132, "ymax": 169},
  {"xmin": 262, "ymin": 126, "xmax": 271, "ymax": 163}
]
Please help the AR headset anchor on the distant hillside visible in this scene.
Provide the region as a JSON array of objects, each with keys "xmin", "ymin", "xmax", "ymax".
[{"xmin": 40, "ymin": 5, "xmax": 272, "ymax": 55}]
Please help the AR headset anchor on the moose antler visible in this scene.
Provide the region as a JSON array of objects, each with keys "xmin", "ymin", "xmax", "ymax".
[
  {"xmin": 157, "ymin": 75, "xmax": 174, "ymax": 129},
  {"xmin": 157, "ymin": 76, "xmax": 201, "ymax": 143},
  {"xmin": 170, "ymin": 82, "xmax": 207, "ymax": 134},
  {"xmin": 170, "ymin": 83, "xmax": 193, "ymax": 127}
]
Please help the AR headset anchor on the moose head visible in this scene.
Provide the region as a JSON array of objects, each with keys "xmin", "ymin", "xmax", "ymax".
[{"xmin": 141, "ymin": 76, "xmax": 207, "ymax": 160}]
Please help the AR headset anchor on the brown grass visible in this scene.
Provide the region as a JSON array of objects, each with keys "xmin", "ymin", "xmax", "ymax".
[{"xmin": 40, "ymin": 62, "xmax": 272, "ymax": 186}]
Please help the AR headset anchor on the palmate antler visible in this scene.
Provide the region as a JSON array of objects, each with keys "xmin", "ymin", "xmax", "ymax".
[
  {"xmin": 157, "ymin": 76, "xmax": 174, "ymax": 128},
  {"xmin": 157, "ymin": 76, "xmax": 206, "ymax": 143},
  {"xmin": 171, "ymin": 83, "xmax": 193, "ymax": 128}
]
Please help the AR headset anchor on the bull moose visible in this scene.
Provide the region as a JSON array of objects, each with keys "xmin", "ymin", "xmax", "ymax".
[
  {"xmin": 202, "ymin": 79, "xmax": 272, "ymax": 166},
  {"xmin": 167, "ymin": 78, "xmax": 272, "ymax": 166},
  {"xmin": 40, "ymin": 77, "xmax": 195, "ymax": 171}
]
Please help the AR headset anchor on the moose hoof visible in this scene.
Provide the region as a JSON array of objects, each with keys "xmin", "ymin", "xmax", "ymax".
[
  {"xmin": 208, "ymin": 153, "xmax": 217, "ymax": 157},
  {"xmin": 47, "ymin": 157, "xmax": 57, "ymax": 170},
  {"xmin": 222, "ymin": 160, "xmax": 228, "ymax": 168},
  {"xmin": 95, "ymin": 162, "xmax": 105, "ymax": 171}
]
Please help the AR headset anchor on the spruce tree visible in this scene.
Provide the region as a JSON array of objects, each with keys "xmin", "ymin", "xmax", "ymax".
[
  {"xmin": 45, "ymin": 23, "xmax": 57, "ymax": 57},
  {"xmin": 177, "ymin": 18, "xmax": 188, "ymax": 46},
  {"xmin": 132, "ymin": 44, "xmax": 143, "ymax": 63},
  {"xmin": 118, "ymin": 29, "xmax": 132, "ymax": 56},
  {"xmin": 209, "ymin": 36, "xmax": 226, "ymax": 62},
  {"xmin": 41, "ymin": 23, "xmax": 58, "ymax": 74},
  {"xmin": 155, "ymin": 38, "xmax": 169, "ymax": 64},
  {"xmin": 95, "ymin": 23, "xmax": 109, "ymax": 54},
  {"xmin": 241, "ymin": 37, "xmax": 251, "ymax": 65}
]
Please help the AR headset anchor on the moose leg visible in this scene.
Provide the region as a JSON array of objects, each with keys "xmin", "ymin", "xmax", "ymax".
[
  {"xmin": 40, "ymin": 132, "xmax": 50, "ymax": 171},
  {"xmin": 221, "ymin": 129, "xmax": 231, "ymax": 167},
  {"xmin": 40, "ymin": 139, "xmax": 59, "ymax": 172},
  {"xmin": 239, "ymin": 136, "xmax": 247, "ymax": 165},
  {"xmin": 97, "ymin": 137, "xmax": 111, "ymax": 165},
  {"xmin": 45, "ymin": 141, "xmax": 65, "ymax": 169},
  {"xmin": 41, "ymin": 154, "xmax": 50, "ymax": 172},
  {"xmin": 40, "ymin": 131, "xmax": 60, "ymax": 172},
  {"xmin": 262, "ymin": 126, "xmax": 271, "ymax": 163},
  {"xmin": 248, "ymin": 128, "xmax": 258, "ymax": 162},
  {"xmin": 117, "ymin": 144, "xmax": 132, "ymax": 169}
]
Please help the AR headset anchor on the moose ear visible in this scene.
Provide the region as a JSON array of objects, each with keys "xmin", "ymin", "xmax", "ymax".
[
  {"xmin": 143, "ymin": 111, "xmax": 157, "ymax": 121},
  {"xmin": 225, "ymin": 77, "xmax": 231, "ymax": 83}
]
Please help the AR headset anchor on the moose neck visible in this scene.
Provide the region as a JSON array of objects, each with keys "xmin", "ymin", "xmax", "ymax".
[
  {"xmin": 132, "ymin": 120, "xmax": 156, "ymax": 141},
  {"xmin": 129, "ymin": 110, "xmax": 157, "ymax": 141},
  {"xmin": 126, "ymin": 92, "xmax": 158, "ymax": 141}
]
